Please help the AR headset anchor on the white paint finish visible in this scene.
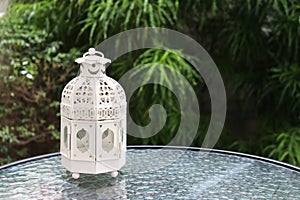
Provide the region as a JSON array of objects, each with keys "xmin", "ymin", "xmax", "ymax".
[{"xmin": 60, "ymin": 49, "xmax": 126, "ymax": 177}]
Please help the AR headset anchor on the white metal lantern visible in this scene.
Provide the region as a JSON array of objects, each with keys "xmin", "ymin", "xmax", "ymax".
[{"xmin": 60, "ymin": 48, "xmax": 126, "ymax": 179}]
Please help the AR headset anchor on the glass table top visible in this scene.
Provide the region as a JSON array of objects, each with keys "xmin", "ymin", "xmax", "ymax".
[{"xmin": 0, "ymin": 146, "xmax": 300, "ymax": 199}]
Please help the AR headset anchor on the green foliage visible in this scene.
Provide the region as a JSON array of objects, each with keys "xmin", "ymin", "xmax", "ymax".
[
  {"xmin": 219, "ymin": 0, "xmax": 277, "ymax": 64},
  {"xmin": 271, "ymin": 0, "xmax": 300, "ymax": 63},
  {"xmin": 0, "ymin": 0, "xmax": 299, "ymax": 166},
  {"xmin": 0, "ymin": 0, "xmax": 82, "ymax": 163},
  {"xmin": 79, "ymin": 0, "xmax": 179, "ymax": 43},
  {"xmin": 133, "ymin": 49, "xmax": 201, "ymax": 91},
  {"xmin": 127, "ymin": 49, "xmax": 201, "ymax": 145},
  {"xmin": 263, "ymin": 127, "xmax": 300, "ymax": 166},
  {"xmin": 269, "ymin": 63, "xmax": 300, "ymax": 112}
]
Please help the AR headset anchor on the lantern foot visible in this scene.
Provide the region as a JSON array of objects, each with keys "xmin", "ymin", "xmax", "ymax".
[
  {"xmin": 72, "ymin": 173, "xmax": 80, "ymax": 179},
  {"xmin": 111, "ymin": 171, "xmax": 118, "ymax": 178}
]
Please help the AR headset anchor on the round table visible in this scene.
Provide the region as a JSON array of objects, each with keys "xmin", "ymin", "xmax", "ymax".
[{"xmin": 1, "ymin": 146, "xmax": 300, "ymax": 199}]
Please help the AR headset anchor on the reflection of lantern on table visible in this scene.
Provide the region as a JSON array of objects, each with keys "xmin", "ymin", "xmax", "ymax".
[{"xmin": 60, "ymin": 48, "xmax": 126, "ymax": 179}]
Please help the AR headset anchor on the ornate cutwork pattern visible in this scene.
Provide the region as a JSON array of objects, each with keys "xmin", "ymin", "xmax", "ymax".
[
  {"xmin": 97, "ymin": 106, "xmax": 120, "ymax": 120},
  {"xmin": 62, "ymin": 78, "xmax": 79, "ymax": 104},
  {"xmin": 73, "ymin": 108, "xmax": 95, "ymax": 120},
  {"xmin": 74, "ymin": 79, "xmax": 94, "ymax": 105},
  {"xmin": 61, "ymin": 104, "xmax": 72, "ymax": 118},
  {"xmin": 61, "ymin": 76, "xmax": 125, "ymax": 120}
]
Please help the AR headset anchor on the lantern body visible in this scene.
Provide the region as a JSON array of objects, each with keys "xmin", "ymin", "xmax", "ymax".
[{"xmin": 60, "ymin": 48, "xmax": 126, "ymax": 178}]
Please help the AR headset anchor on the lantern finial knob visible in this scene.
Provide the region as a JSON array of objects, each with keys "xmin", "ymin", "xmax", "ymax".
[{"xmin": 88, "ymin": 48, "xmax": 96, "ymax": 55}]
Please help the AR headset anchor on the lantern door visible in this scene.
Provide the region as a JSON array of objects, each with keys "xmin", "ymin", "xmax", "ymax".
[
  {"xmin": 71, "ymin": 121, "xmax": 95, "ymax": 161},
  {"xmin": 96, "ymin": 120, "xmax": 120, "ymax": 161}
]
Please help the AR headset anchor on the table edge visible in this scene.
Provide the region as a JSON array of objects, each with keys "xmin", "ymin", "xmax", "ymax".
[{"xmin": 1, "ymin": 145, "xmax": 299, "ymax": 172}]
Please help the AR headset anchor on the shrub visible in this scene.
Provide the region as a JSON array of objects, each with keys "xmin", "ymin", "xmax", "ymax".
[{"xmin": 0, "ymin": 0, "xmax": 299, "ymax": 166}]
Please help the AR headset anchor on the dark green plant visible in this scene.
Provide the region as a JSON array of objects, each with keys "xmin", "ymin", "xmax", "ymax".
[
  {"xmin": 127, "ymin": 49, "xmax": 202, "ymax": 145},
  {"xmin": 263, "ymin": 127, "xmax": 300, "ymax": 166},
  {"xmin": 0, "ymin": 0, "xmax": 299, "ymax": 167},
  {"xmin": 78, "ymin": 0, "xmax": 179, "ymax": 43},
  {"xmin": 0, "ymin": 0, "xmax": 82, "ymax": 164}
]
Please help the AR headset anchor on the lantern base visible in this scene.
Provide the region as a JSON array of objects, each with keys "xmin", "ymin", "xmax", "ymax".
[{"xmin": 61, "ymin": 153, "xmax": 125, "ymax": 176}]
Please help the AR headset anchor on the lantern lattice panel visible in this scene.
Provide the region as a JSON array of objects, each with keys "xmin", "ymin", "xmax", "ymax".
[{"xmin": 61, "ymin": 77, "xmax": 126, "ymax": 121}]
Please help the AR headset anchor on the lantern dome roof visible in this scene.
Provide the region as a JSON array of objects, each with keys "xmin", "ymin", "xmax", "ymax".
[{"xmin": 61, "ymin": 70, "xmax": 126, "ymax": 121}]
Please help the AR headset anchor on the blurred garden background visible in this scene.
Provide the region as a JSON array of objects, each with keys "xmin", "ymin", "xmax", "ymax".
[{"xmin": 0, "ymin": 0, "xmax": 299, "ymax": 166}]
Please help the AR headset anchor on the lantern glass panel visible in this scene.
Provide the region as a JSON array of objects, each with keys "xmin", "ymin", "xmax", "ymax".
[
  {"xmin": 76, "ymin": 128, "xmax": 89, "ymax": 153},
  {"xmin": 102, "ymin": 128, "xmax": 114, "ymax": 152},
  {"xmin": 71, "ymin": 122, "xmax": 95, "ymax": 161},
  {"xmin": 96, "ymin": 121, "xmax": 119, "ymax": 161}
]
